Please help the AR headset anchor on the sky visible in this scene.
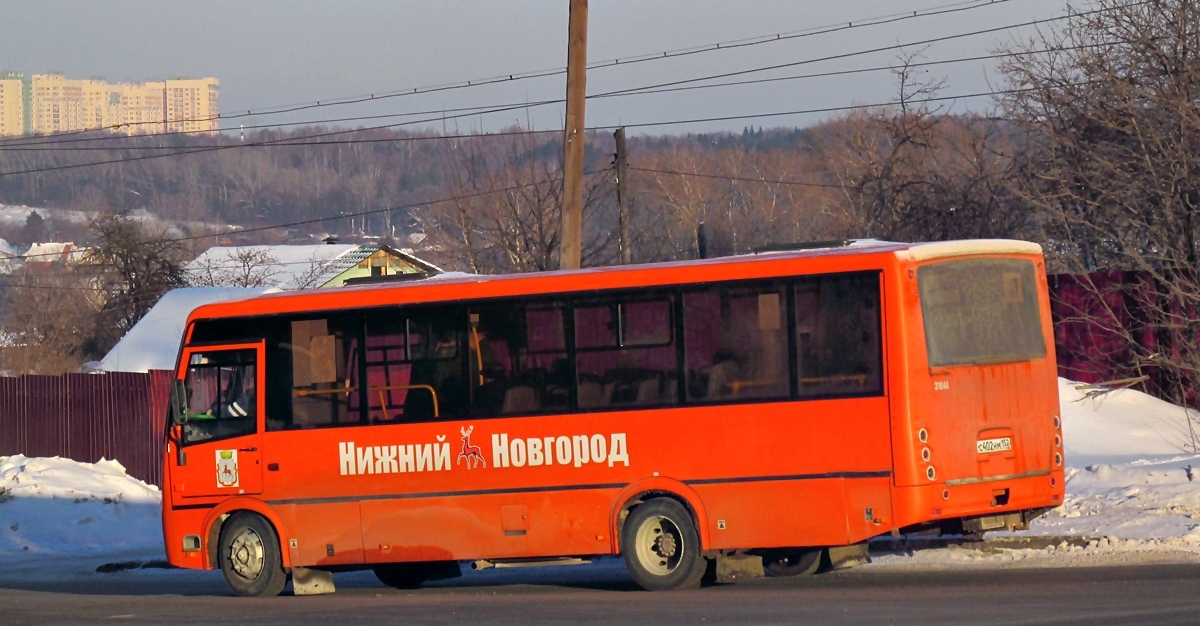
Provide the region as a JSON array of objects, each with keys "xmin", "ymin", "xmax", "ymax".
[{"xmin": 1, "ymin": 0, "xmax": 1077, "ymax": 136}]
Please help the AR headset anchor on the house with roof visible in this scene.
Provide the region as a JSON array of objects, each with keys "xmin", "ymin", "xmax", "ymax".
[
  {"xmin": 22, "ymin": 242, "xmax": 91, "ymax": 271},
  {"xmin": 183, "ymin": 243, "xmax": 440, "ymax": 290}
]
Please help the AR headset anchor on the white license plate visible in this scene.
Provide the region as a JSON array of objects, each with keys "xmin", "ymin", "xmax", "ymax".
[{"xmin": 976, "ymin": 437, "xmax": 1012, "ymax": 454}]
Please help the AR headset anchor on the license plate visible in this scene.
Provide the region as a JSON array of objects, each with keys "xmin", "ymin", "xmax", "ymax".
[{"xmin": 976, "ymin": 437, "xmax": 1012, "ymax": 454}]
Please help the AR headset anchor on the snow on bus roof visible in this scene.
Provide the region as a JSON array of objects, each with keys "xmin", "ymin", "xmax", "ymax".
[
  {"xmin": 190, "ymin": 239, "xmax": 1042, "ymax": 319},
  {"xmin": 895, "ymin": 239, "xmax": 1043, "ymax": 262}
]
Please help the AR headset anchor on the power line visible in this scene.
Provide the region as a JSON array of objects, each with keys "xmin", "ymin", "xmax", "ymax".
[
  {"xmin": 0, "ymin": 78, "xmax": 1080, "ymax": 179},
  {"xmin": 629, "ymin": 166, "xmax": 851, "ymax": 189},
  {"xmin": 1, "ymin": 41, "xmax": 1115, "ymax": 153},
  {"xmin": 1, "ymin": 168, "xmax": 611, "ymax": 263},
  {"xmin": 0, "ymin": 0, "xmax": 1012, "ymax": 145},
  {"xmin": 591, "ymin": 4, "xmax": 1136, "ymax": 100},
  {"xmin": 0, "ymin": 1, "xmax": 1131, "ymax": 158}
]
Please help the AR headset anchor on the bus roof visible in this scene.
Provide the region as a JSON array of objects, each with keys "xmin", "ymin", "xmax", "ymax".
[{"xmin": 185, "ymin": 238, "xmax": 1042, "ymax": 323}]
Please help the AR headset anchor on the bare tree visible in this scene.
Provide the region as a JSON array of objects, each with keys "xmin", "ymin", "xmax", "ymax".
[
  {"xmin": 1000, "ymin": 0, "xmax": 1200, "ymax": 403},
  {"xmin": 186, "ymin": 247, "xmax": 281, "ymax": 288},
  {"xmin": 83, "ymin": 207, "xmax": 188, "ymax": 357},
  {"xmin": 417, "ymin": 131, "xmax": 614, "ymax": 273},
  {"xmin": 818, "ymin": 54, "xmax": 1023, "ymax": 242}
]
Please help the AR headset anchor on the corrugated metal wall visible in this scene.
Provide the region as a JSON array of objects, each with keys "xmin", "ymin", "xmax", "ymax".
[{"xmin": 0, "ymin": 370, "xmax": 173, "ymax": 486}]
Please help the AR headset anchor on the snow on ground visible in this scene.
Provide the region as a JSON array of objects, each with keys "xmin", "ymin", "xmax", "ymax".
[
  {"xmin": 4, "ymin": 377, "xmax": 1200, "ymax": 579},
  {"xmin": 1022, "ymin": 379, "xmax": 1200, "ymax": 545},
  {"xmin": 876, "ymin": 378, "xmax": 1200, "ymax": 568},
  {"xmin": 0, "ymin": 455, "xmax": 165, "ymax": 576}
]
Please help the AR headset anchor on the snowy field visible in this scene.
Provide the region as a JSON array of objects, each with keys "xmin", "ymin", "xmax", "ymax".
[{"xmin": 2, "ymin": 378, "xmax": 1199, "ymax": 582}]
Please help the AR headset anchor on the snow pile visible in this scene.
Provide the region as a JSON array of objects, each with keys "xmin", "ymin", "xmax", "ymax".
[
  {"xmin": 0, "ymin": 455, "xmax": 164, "ymax": 561},
  {"xmin": 1019, "ymin": 378, "xmax": 1200, "ymax": 546},
  {"xmin": 1058, "ymin": 377, "xmax": 1199, "ymax": 466}
]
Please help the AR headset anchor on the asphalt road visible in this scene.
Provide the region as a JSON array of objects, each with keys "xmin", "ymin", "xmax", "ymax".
[{"xmin": 3, "ymin": 560, "xmax": 1200, "ymax": 625}]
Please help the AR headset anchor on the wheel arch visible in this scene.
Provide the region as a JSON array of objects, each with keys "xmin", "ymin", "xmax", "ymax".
[
  {"xmin": 610, "ymin": 477, "xmax": 711, "ymax": 553},
  {"xmin": 202, "ymin": 498, "xmax": 292, "ymax": 570}
]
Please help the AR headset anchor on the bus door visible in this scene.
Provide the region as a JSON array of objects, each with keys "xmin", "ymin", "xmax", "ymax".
[{"xmin": 171, "ymin": 343, "xmax": 265, "ymax": 498}]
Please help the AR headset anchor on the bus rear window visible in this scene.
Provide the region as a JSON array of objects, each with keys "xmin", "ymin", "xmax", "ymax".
[{"xmin": 917, "ymin": 259, "xmax": 1046, "ymax": 367}]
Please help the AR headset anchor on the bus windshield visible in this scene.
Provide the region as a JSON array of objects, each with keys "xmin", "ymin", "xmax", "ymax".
[{"xmin": 917, "ymin": 258, "xmax": 1046, "ymax": 367}]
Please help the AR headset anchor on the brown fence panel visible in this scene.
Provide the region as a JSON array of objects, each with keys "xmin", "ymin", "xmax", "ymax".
[
  {"xmin": 25, "ymin": 375, "xmax": 66, "ymax": 459},
  {"xmin": 0, "ymin": 376, "xmax": 22, "ymax": 454},
  {"xmin": 0, "ymin": 370, "xmax": 172, "ymax": 486}
]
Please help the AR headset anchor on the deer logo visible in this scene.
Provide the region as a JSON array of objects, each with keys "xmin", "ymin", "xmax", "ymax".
[
  {"xmin": 216, "ymin": 449, "xmax": 239, "ymax": 488},
  {"xmin": 457, "ymin": 426, "xmax": 487, "ymax": 470}
]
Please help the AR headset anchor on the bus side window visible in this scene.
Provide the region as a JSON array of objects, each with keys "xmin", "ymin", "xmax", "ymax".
[
  {"xmin": 683, "ymin": 285, "xmax": 788, "ymax": 403},
  {"xmin": 469, "ymin": 302, "xmax": 568, "ymax": 417},
  {"xmin": 275, "ymin": 316, "xmax": 362, "ymax": 430},
  {"xmin": 795, "ymin": 273, "xmax": 883, "ymax": 398},
  {"xmin": 574, "ymin": 296, "xmax": 677, "ymax": 411},
  {"xmin": 365, "ymin": 308, "xmax": 466, "ymax": 423}
]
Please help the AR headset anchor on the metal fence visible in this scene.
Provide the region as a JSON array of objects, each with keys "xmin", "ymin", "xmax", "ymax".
[{"xmin": 0, "ymin": 370, "xmax": 172, "ymax": 486}]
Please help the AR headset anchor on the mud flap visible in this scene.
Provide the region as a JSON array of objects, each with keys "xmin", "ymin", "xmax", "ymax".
[
  {"xmin": 827, "ymin": 543, "xmax": 871, "ymax": 570},
  {"xmin": 291, "ymin": 567, "xmax": 336, "ymax": 595},
  {"xmin": 714, "ymin": 551, "xmax": 765, "ymax": 583}
]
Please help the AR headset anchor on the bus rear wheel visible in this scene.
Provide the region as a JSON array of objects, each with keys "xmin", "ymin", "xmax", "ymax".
[
  {"xmin": 621, "ymin": 498, "xmax": 706, "ymax": 591},
  {"xmin": 218, "ymin": 512, "xmax": 287, "ymax": 597},
  {"xmin": 763, "ymin": 549, "xmax": 822, "ymax": 577}
]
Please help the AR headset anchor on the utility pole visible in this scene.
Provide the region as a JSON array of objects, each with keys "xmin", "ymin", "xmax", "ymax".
[
  {"xmin": 614, "ymin": 127, "xmax": 630, "ymax": 264},
  {"xmin": 559, "ymin": 0, "xmax": 588, "ymax": 270}
]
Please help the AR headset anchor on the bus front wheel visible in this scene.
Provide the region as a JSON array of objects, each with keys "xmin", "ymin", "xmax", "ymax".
[
  {"xmin": 218, "ymin": 512, "xmax": 288, "ymax": 598},
  {"xmin": 621, "ymin": 498, "xmax": 706, "ymax": 591}
]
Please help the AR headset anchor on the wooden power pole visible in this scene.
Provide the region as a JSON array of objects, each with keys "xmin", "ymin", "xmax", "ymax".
[
  {"xmin": 614, "ymin": 127, "xmax": 630, "ymax": 264},
  {"xmin": 559, "ymin": 0, "xmax": 588, "ymax": 270}
]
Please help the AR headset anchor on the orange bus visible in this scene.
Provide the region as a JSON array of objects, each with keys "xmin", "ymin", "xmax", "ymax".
[{"xmin": 162, "ymin": 239, "xmax": 1064, "ymax": 596}]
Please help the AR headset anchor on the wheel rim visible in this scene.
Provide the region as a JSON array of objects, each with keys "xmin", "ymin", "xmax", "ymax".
[
  {"xmin": 634, "ymin": 514, "xmax": 685, "ymax": 576},
  {"xmin": 228, "ymin": 528, "xmax": 266, "ymax": 581}
]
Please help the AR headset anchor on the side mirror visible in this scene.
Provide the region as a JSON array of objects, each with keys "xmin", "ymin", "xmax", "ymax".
[{"xmin": 169, "ymin": 380, "xmax": 189, "ymax": 425}]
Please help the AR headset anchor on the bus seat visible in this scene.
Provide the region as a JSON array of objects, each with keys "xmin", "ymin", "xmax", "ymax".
[
  {"xmin": 577, "ymin": 381, "xmax": 602, "ymax": 409},
  {"xmin": 634, "ymin": 378, "xmax": 660, "ymax": 404},
  {"xmin": 707, "ymin": 360, "xmax": 737, "ymax": 398},
  {"xmin": 501, "ymin": 385, "xmax": 538, "ymax": 414}
]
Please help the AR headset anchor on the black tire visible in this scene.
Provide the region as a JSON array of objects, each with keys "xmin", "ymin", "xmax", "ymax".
[
  {"xmin": 763, "ymin": 549, "xmax": 822, "ymax": 577},
  {"xmin": 218, "ymin": 512, "xmax": 288, "ymax": 598},
  {"xmin": 621, "ymin": 498, "xmax": 707, "ymax": 591}
]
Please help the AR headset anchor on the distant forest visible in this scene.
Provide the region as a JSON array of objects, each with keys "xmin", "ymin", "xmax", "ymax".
[{"xmin": 0, "ymin": 110, "xmax": 1017, "ymax": 273}]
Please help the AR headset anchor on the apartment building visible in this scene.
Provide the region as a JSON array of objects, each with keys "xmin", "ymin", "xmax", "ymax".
[
  {"xmin": 0, "ymin": 72, "xmax": 27, "ymax": 136},
  {"xmin": 0, "ymin": 73, "xmax": 218, "ymax": 137}
]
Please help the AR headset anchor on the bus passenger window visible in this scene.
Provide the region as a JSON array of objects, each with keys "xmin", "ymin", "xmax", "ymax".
[
  {"xmin": 181, "ymin": 349, "xmax": 257, "ymax": 444},
  {"xmin": 276, "ymin": 317, "xmax": 362, "ymax": 430},
  {"xmin": 795, "ymin": 273, "xmax": 883, "ymax": 398},
  {"xmin": 365, "ymin": 309, "xmax": 466, "ymax": 423},
  {"xmin": 683, "ymin": 285, "xmax": 788, "ymax": 403},
  {"xmin": 469, "ymin": 303, "xmax": 568, "ymax": 417},
  {"xmin": 574, "ymin": 297, "xmax": 677, "ymax": 411}
]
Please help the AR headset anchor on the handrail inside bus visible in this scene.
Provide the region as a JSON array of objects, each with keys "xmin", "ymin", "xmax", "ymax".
[
  {"xmin": 373, "ymin": 384, "xmax": 439, "ymax": 419},
  {"xmin": 293, "ymin": 384, "xmax": 440, "ymax": 419}
]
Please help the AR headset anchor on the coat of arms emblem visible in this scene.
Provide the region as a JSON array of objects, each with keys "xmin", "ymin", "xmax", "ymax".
[{"xmin": 216, "ymin": 449, "xmax": 239, "ymax": 488}]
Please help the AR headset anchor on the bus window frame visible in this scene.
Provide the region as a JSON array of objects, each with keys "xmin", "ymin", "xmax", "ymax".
[
  {"xmin": 173, "ymin": 340, "xmax": 266, "ymax": 448},
  {"xmin": 181, "ymin": 269, "xmax": 889, "ymax": 429}
]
